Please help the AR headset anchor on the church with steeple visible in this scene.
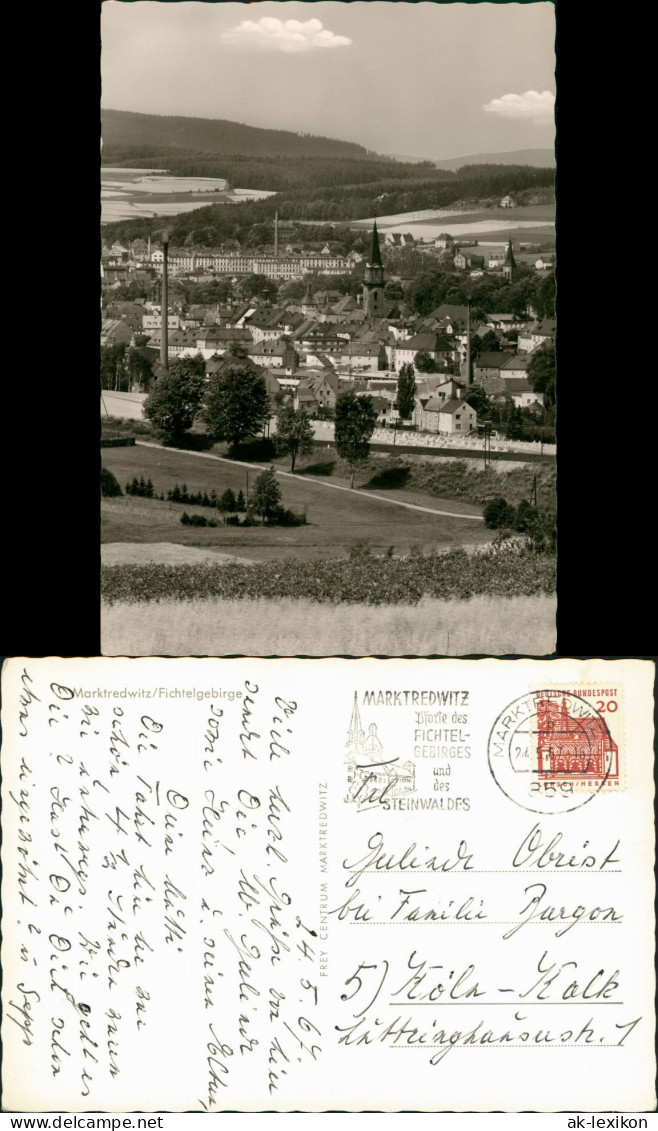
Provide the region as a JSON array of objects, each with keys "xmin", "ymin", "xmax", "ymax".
[
  {"xmin": 502, "ymin": 237, "xmax": 516, "ymax": 283},
  {"xmin": 362, "ymin": 221, "xmax": 386, "ymax": 320}
]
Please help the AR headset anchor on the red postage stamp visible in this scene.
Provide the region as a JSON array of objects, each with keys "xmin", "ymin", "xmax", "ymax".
[{"xmin": 534, "ymin": 689, "xmax": 620, "ymax": 787}]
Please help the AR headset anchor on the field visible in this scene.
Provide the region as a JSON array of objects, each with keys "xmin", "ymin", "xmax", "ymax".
[
  {"xmin": 352, "ymin": 202, "xmax": 555, "ymax": 244},
  {"xmin": 101, "ymin": 593, "xmax": 556, "ymax": 656},
  {"xmin": 101, "ymin": 443, "xmax": 490, "ymax": 562},
  {"xmin": 101, "ymin": 442, "xmax": 555, "ymax": 657},
  {"xmin": 101, "ymin": 168, "xmax": 276, "ymax": 221}
]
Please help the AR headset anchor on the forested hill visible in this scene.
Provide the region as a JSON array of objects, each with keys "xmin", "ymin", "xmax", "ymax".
[
  {"xmin": 102, "ymin": 108, "xmax": 373, "ymax": 160},
  {"xmin": 434, "ymin": 148, "xmax": 555, "ymax": 171}
]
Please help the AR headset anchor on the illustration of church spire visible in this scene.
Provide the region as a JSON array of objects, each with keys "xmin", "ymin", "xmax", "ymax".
[{"xmin": 347, "ymin": 692, "xmax": 365, "ymax": 745}]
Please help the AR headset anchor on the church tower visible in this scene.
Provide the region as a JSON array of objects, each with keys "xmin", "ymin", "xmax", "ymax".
[
  {"xmin": 362, "ymin": 221, "xmax": 386, "ymax": 320},
  {"xmin": 502, "ymin": 237, "xmax": 516, "ymax": 283}
]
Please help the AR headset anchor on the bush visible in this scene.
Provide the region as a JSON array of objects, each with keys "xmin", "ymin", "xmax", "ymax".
[
  {"xmin": 180, "ymin": 512, "xmax": 217, "ymax": 528},
  {"xmin": 483, "ymin": 497, "xmax": 516, "ymax": 530},
  {"xmin": 514, "ymin": 499, "xmax": 539, "ymax": 533},
  {"xmin": 270, "ymin": 506, "xmax": 307, "ymax": 527},
  {"xmin": 101, "ymin": 467, "xmax": 122, "ymax": 497}
]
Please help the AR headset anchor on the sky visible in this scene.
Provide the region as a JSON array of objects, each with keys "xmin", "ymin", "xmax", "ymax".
[{"xmin": 101, "ymin": 1, "xmax": 555, "ymax": 161}]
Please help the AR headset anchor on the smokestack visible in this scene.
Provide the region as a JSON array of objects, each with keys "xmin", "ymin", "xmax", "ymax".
[
  {"xmin": 147, "ymin": 232, "xmax": 151, "ymax": 260},
  {"xmin": 274, "ymin": 211, "xmax": 278, "ymax": 259},
  {"xmin": 160, "ymin": 230, "xmax": 170, "ymax": 373},
  {"xmin": 466, "ymin": 303, "xmax": 472, "ymax": 385},
  {"xmin": 461, "ymin": 303, "xmax": 472, "ymax": 386}
]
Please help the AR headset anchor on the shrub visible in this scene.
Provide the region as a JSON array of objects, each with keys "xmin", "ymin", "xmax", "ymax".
[
  {"xmin": 101, "ymin": 467, "xmax": 122, "ymax": 497},
  {"xmin": 483, "ymin": 497, "xmax": 516, "ymax": 530},
  {"xmin": 514, "ymin": 498, "xmax": 539, "ymax": 533},
  {"xmin": 101, "ymin": 541, "xmax": 556, "ymax": 607},
  {"xmin": 271, "ymin": 506, "xmax": 307, "ymax": 527}
]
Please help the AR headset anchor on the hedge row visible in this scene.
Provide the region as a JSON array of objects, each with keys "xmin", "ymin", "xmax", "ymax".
[{"xmin": 101, "ymin": 542, "xmax": 556, "ymax": 606}]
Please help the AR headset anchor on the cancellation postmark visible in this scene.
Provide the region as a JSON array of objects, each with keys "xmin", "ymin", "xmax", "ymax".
[{"xmin": 487, "ymin": 685, "xmax": 624, "ymax": 814}]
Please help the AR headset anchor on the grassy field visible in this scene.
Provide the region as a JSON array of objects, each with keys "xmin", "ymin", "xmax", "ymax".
[
  {"xmin": 101, "ymin": 593, "xmax": 556, "ymax": 657},
  {"xmin": 102, "ymin": 444, "xmax": 489, "ymax": 562}
]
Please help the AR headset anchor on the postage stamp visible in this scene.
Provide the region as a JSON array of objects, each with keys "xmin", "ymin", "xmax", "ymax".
[{"xmin": 487, "ymin": 685, "xmax": 624, "ymax": 815}]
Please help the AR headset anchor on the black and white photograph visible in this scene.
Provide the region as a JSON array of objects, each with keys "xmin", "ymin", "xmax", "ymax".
[{"xmin": 100, "ymin": 0, "xmax": 557, "ymax": 657}]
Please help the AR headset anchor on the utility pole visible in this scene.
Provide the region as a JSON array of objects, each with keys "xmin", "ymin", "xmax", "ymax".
[
  {"xmin": 483, "ymin": 420, "xmax": 492, "ymax": 470},
  {"xmin": 160, "ymin": 229, "xmax": 170, "ymax": 375}
]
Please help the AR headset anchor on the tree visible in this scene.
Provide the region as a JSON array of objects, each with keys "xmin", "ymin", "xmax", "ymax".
[
  {"xmin": 506, "ymin": 402, "xmax": 524, "ymax": 440},
  {"xmin": 203, "ymin": 363, "xmax": 270, "ymax": 452},
  {"xmin": 275, "ymin": 404, "xmax": 314, "ymax": 472},
  {"xmin": 219, "ymin": 488, "xmax": 237, "ymax": 512},
  {"xmin": 471, "ymin": 330, "xmax": 501, "ymax": 361},
  {"xmin": 464, "ymin": 385, "xmax": 491, "ymax": 418},
  {"xmin": 250, "ymin": 467, "xmax": 282, "ymax": 524},
  {"xmin": 101, "ymin": 467, "xmax": 122, "ymax": 497},
  {"xmin": 334, "ymin": 390, "xmax": 377, "ymax": 488},
  {"xmin": 527, "ymin": 343, "xmax": 556, "ymax": 407},
  {"xmin": 100, "ymin": 344, "xmax": 128, "ymax": 391},
  {"xmin": 396, "ymin": 363, "xmax": 416, "ymax": 420},
  {"xmin": 127, "ymin": 347, "xmax": 154, "ymax": 392},
  {"xmin": 414, "ymin": 350, "xmax": 436, "ymax": 373},
  {"xmin": 483, "ymin": 497, "xmax": 516, "ymax": 530},
  {"xmin": 143, "ymin": 356, "xmax": 206, "ymax": 445}
]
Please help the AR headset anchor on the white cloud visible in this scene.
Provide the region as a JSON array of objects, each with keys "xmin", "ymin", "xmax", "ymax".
[
  {"xmin": 483, "ymin": 90, "xmax": 555, "ymax": 122},
  {"xmin": 221, "ymin": 17, "xmax": 352, "ymax": 54}
]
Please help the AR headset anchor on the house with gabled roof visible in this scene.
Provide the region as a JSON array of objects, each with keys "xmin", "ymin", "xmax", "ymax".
[
  {"xmin": 473, "ymin": 352, "xmax": 515, "ymax": 384},
  {"xmin": 100, "ymin": 319, "xmax": 133, "ymax": 347},
  {"xmin": 517, "ymin": 320, "xmax": 556, "ymax": 353},
  {"xmin": 392, "ymin": 332, "xmax": 457, "ymax": 370},
  {"xmin": 415, "ymin": 396, "xmax": 477, "ymax": 435}
]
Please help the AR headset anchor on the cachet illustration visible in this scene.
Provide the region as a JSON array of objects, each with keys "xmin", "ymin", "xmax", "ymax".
[
  {"xmin": 344, "ymin": 693, "xmax": 416, "ymax": 806},
  {"xmin": 488, "ymin": 688, "xmax": 621, "ymax": 815}
]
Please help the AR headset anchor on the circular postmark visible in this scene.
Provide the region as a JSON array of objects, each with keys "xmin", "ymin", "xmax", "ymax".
[{"xmin": 487, "ymin": 689, "xmax": 617, "ymax": 814}]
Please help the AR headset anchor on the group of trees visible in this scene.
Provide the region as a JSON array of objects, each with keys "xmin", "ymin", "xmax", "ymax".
[
  {"xmin": 483, "ymin": 495, "xmax": 556, "ymax": 553},
  {"xmin": 408, "ymin": 264, "xmax": 555, "ymax": 321},
  {"xmin": 101, "ymin": 344, "xmax": 156, "ymax": 392},
  {"xmin": 142, "ymin": 353, "xmax": 381, "ymax": 487}
]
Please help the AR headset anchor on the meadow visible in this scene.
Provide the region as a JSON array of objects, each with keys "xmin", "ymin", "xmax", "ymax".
[
  {"xmin": 101, "ymin": 593, "xmax": 557, "ymax": 657},
  {"xmin": 101, "ymin": 444, "xmax": 489, "ymax": 562}
]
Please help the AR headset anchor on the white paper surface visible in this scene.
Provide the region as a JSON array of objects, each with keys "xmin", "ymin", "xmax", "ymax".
[{"xmin": 2, "ymin": 657, "xmax": 655, "ymax": 1112}]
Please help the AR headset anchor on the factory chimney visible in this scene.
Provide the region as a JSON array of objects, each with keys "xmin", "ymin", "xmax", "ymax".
[
  {"xmin": 460, "ymin": 303, "xmax": 472, "ymax": 386},
  {"xmin": 160, "ymin": 229, "xmax": 170, "ymax": 373}
]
